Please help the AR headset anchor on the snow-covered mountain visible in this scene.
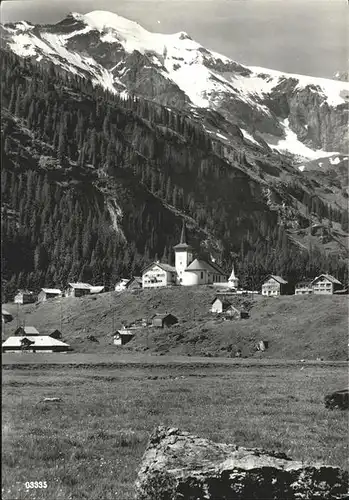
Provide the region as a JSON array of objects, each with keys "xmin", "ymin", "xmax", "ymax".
[{"xmin": 2, "ymin": 10, "xmax": 348, "ymax": 157}]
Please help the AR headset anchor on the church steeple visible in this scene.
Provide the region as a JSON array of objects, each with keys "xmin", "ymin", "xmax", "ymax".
[
  {"xmin": 173, "ymin": 220, "xmax": 193, "ymax": 283},
  {"xmin": 180, "ymin": 219, "xmax": 187, "ymax": 244},
  {"xmin": 228, "ymin": 263, "xmax": 239, "ymax": 289}
]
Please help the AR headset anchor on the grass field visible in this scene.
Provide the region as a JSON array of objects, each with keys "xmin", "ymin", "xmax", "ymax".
[
  {"xmin": 2, "ymin": 289, "xmax": 349, "ymax": 360},
  {"xmin": 2, "ymin": 361, "xmax": 348, "ymax": 500}
]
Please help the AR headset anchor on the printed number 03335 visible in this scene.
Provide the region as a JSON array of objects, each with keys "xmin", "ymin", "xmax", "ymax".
[{"xmin": 25, "ymin": 482, "xmax": 47, "ymax": 489}]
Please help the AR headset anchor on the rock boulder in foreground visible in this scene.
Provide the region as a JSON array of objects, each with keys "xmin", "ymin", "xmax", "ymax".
[{"xmin": 135, "ymin": 426, "xmax": 348, "ymax": 500}]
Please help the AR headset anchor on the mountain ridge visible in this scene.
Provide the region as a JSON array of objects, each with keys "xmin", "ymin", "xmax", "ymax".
[{"xmin": 2, "ymin": 10, "xmax": 348, "ymax": 156}]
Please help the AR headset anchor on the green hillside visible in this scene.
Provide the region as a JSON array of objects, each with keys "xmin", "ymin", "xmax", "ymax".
[{"xmin": 3, "ymin": 287, "xmax": 348, "ymax": 360}]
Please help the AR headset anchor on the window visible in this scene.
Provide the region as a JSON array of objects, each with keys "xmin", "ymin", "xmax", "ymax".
[{"xmin": 201, "ymin": 272, "xmax": 204, "ymax": 279}]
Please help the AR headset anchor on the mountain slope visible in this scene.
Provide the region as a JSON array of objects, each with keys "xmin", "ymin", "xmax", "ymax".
[
  {"xmin": 1, "ymin": 11, "xmax": 348, "ymax": 156},
  {"xmin": 1, "ymin": 27, "xmax": 348, "ymax": 298}
]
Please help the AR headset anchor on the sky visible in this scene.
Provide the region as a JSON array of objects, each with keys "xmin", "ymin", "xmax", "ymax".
[{"xmin": 1, "ymin": 0, "xmax": 348, "ymax": 78}]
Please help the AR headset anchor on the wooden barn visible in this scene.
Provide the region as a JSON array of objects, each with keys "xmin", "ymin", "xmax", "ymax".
[
  {"xmin": 14, "ymin": 326, "xmax": 40, "ymax": 336},
  {"xmin": 152, "ymin": 313, "xmax": 178, "ymax": 328},
  {"xmin": 113, "ymin": 331, "xmax": 135, "ymax": 346},
  {"xmin": 49, "ymin": 329, "xmax": 63, "ymax": 340},
  {"xmin": 38, "ymin": 288, "xmax": 62, "ymax": 302},
  {"xmin": 65, "ymin": 283, "xmax": 91, "ymax": 298},
  {"xmin": 261, "ymin": 275, "xmax": 289, "ymax": 296},
  {"xmin": 14, "ymin": 290, "xmax": 37, "ymax": 305}
]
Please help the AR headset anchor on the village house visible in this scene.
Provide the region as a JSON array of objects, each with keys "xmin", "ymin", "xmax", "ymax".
[
  {"xmin": 2, "ymin": 335, "xmax": 71, "ymax": 353},
  {"xmin": 38, "ymin": 288, "xmax": 62, "ymax": 302},
  {"xmin": 14, "ymin": 326, "xmax": 40, "ymax": 336},
  {"xmin": 295, "ymin": 282, "xmax": 313, "ymax": 295},
  {"xmin": 14, "ymin": 290, "xmax": 37, "ymax": 305},
  {"xmin": 152, "ymin": 313, "xmax": 178, "ymax": 328},
  {"xmin": 311, "ymin": 274, "xmax": 342, "ymax": 295},
  {"xmin": 142, "ymin": 263, "xmax": 177, "ymax": 288},
  {"xmin": 142, "ymin": 221, "xmax": 228, "ymax": 288},
  {"xmin": 261, "ymin": 275, "xmax": 289, "ymax": 296},
  {"xmin": 115, "ymin": 277, "xmax": 142, "ymax": 292}
]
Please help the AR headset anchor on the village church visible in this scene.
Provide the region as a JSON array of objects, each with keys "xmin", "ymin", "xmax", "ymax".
[{"xmin": 142, "ymin": 222, "xmax": 229, "ymax": 288}]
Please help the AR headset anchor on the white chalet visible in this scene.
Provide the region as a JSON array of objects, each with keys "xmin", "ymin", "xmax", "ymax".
[{"xmin": 142, "ymin": 221, "xmax": 228, "ymax": 288}]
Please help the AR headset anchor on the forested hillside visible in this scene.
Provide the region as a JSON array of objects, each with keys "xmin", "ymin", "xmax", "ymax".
[{"xmin": 1, "ymin": 50, "xmax": 348, "ymax": 299}]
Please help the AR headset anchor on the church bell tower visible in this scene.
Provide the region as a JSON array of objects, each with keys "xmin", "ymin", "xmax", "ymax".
[{"xmin": 173, "ymin": 221, "xmax": 193, "ymax": 284}]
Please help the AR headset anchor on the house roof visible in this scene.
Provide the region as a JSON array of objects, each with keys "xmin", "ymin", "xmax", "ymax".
[
  {"xmin": 142, "ymin": 262, "xmax": 176, "ymax": 273},
  {"xmin": 265, "ymin": 275, "xmax": 288, "ymax": 285},
  {"xmin": 2, "ymin": 336, "xmax": 70, "ymax": 348},
  {"xmin": 311, "ymin": 274, "xmax": 342, "ymax": 285},
  {"xmin": 212, "ymin": 296, "xmax": 237, "ymax": 306},
  {"xmin": 15, "ymin": 326, "xmax": 39, "ymax": 335},
  {"xmin": 15, "ymin": 290, "xmax": 35, "ymax": 295},
  {"xmin": 41, "ymin": 288, "xmax": 62, "ymax": 294},
  {"xmin": 152, "ymin": 313, "xmax": 177, "ymax": 320},
  {"xmin": 90, "ymin": 286, "xmax": 105, "ymax": 294},
  {"xmin": 2, "ymin": 309, "xmax": 12, "ymax": 316},
  {"xmin": 129, "ymin": 276, "xmax": 142, "ymax": 284},
  {"xmin": 68, "ymin": 282, "xmax": 91, "ymax": 289}
]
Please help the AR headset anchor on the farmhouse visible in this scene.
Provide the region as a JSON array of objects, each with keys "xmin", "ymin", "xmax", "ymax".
[
  {"xmin": 261, "ymin": 275, "xmax": 289, "ymax": 296},
  {"xmin": 142, "ymin": 221, "xmax": 228, "ymax": 288},
  {"xmin": 295, "ymin": 282, "xmax": 313, "ymax": 295},
  {"xmin": 115, "ymin": 277, "xmax": 142, "ymax": 292},
  {"xmin": 2, "ymin": 335, "xmax": 71, "ymax": 353},
  {"xmin": 14, "ymin": 326, "xmax": 40, "ymax": 336},
  {"xmin": 142, "ymin": 263, "xmax": 177, "ymax": 288},
  {"xmin": 152, "ymin": 313, "xmax": 178, "ymax": 328},
  {"xmin": 38, "ymin": 288, "xmax": 62, "ymax": 302},
  {"xmin": 311, "ymin": 274, "xmax": 342, "ymax": 295},
  {"xmin": 14, "ymin": 290, "xmax": 37, "ymax": 304}
]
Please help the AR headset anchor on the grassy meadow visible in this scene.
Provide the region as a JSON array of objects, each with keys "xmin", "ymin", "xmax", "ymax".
[
  {"xmin": 2, "ymin": 361, "xmax": 348, "ymax": 500},
  {"xmin": 2, "ymin": 290, "xmax": 349, "ymax": 360}
]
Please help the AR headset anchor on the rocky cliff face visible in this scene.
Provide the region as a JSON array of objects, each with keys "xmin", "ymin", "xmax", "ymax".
[
  {"xmin": 135, "ymin": 426, "xmax": 349, "ymax": 500},
  {"xmin": 1, "ymin": 11, "xmax": 348, "ymax": 157}
]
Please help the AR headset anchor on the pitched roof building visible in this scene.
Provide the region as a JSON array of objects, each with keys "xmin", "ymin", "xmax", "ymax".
[
  {"xmin": 2, "ymin": 335, "xmax": 71, "ymax": 353},
  {"xmin": 311, "ymin": 274, "xmax": 342, "ymax": 295}
]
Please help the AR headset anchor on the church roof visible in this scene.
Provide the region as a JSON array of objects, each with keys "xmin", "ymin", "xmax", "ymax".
[{"xmin": 185, "ymin": 259, "xmax": 225, "ymax": 274}]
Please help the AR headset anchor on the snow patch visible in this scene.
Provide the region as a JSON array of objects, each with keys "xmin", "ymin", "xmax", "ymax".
[
  {"xmin": 241, "ymin": 128, "xmax": 259, "ymax": 145},
  {"xmin": 262, "ymin": 119, "xmax": 339, "ymax": 160},
  {"xmin": 329, "ymin": 157, "xmax": 341, "ymax": 165},
  {"xmin": 298, "ymin": 165, "xmax": 305, "ymax": 172}
]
